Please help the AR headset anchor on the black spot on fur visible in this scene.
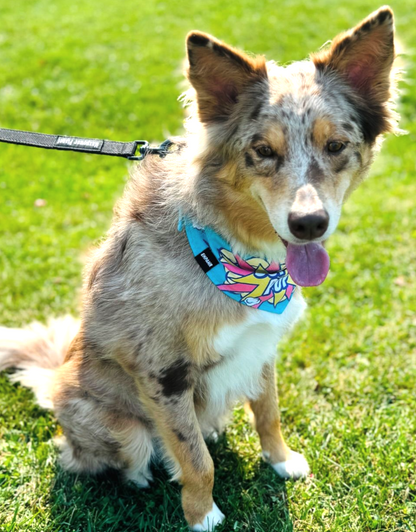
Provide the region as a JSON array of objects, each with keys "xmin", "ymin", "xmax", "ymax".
[
  {"xmin": 187, "ymin": 49, "xmax": 196, "ymax": 67},
  {"xmin": 377, "ymin": 9, "xmax": 391, "ymax": 25},
  {"xmin": 245, "ymin": 153, "xmax": 254, "ymax": 167},
  {"xmin": 354, "ymin": 151, "xmax": 363, "ymax": 165},
  {"xmin": 226, "ymin": 87, "xmax": 239, "ymax": 105},
  {"xmin": 158, "ymin": 359, "xmax": 191, "ymax": 397},
  {"xmin": 343, "ymin": 94, "xmax": 389, "ymax": 143},
  {"xmin": 132, "ymin": 210, "xmax": 144, "ymax": 222},
  {"xmin": 275, "ymin": 155, "xmax": 284, "ymax": 173},
  {"xmin": 133, "ymin": 413, "xmax": 153, "ymax": 430},
  {"xmin": 188, "ymin": 33, "xmax": 210, "ymax": 47},
  {"xmin": 334, "ymin": 36, "xmax": 351, "ymax": 54},
  {"xmin": 334, "ymin": 156, "xmax": 349, "ymax": 174},
  {"xmin": 342, "ymin": 122, "xmax": 354, "ymax": 132},
  {"xmin": 119, "ymin": 234, "xmax": 128, "ymax": 257},
  {"xmin": 250, "ymin": 101, "xmax": 263, "ymax": 120},
  {"xmin": 355, "ymin": 102, "xmax": 389, "ymax": 143},
  {"xmin": 212, "ymin": 42, "xmax": 253, "ymax": 72},
  {"xmin": 212, "ymin": 42, "xmax": 228, "ymax": 58},
  {"xmin": 260, "ymin": 154, "xmax": 284, "ymax": 178},
  {"xmin": 387, "ymin": 32, "xmax": 394, "ymax": 47},
  {"xmin": 361, "ymin": 21, "xmax": 372, "ymax": 32},
  {"xmin": 308, "ymin": 157, "xmax": 323, "ymax": 183},
  {"xmin": 251, "ymin": 133, "xmax": 265, "ymax": 144},
  {"xmin": 173, "ymin": 430, "xmax": 187, "ymax": 442}
]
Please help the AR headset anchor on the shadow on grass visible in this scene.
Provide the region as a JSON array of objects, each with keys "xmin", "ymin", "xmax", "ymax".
[{"xmin": 48, "ymin": 433, "xmax": 293, "ymax": 532}]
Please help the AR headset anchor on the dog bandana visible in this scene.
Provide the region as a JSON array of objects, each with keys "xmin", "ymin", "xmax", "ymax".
[{"xmin": 182, "ymin": 219, "xmax": 296, "ymax": 314}]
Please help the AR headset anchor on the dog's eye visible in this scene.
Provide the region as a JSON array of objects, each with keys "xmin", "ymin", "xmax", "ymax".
[
  {"xmin": 255, "ymin": 145, "xmax": 273, "ymax": 157},
  {"xmin": 327, "ymin": 141, "xmax": 345, "ymax": 154}
]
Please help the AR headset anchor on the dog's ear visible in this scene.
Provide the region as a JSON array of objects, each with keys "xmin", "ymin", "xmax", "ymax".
[
  {"xmin": 186, "ymin": 31, "xmax": 267, "ymax": 123},
  {"xmin": 312, "ymin": 7, "xmax": 395, "ymax": 101}
]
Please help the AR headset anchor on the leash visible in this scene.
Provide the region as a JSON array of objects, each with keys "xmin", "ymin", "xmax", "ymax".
[{"xmin": 0, "ymin": 127, "xmax": 172, "ymax": 161}]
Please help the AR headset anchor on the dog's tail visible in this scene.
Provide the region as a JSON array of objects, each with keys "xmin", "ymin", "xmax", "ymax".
[{"xmin": 0, "ymin": 316, "xmax": 80, "ymax": 409}]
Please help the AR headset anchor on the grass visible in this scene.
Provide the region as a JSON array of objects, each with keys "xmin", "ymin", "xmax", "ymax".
[{"xmin": 0, "ymin": 0, "xmax": 415, "ymax": 530}]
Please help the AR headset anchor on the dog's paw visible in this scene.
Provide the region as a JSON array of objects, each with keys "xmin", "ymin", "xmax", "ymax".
[
  {"xmin": 190, "ymin": 502, "xmax": 225, "ymax": 531},
  {"xmin": 125, "ymin": 469, "xmax": 153, "ymax": 488},
  {"xmin": 206, "ymin": 430, "xmax": 219, "ymax": 443},
  {"xmin": 266, "ymin": 450, "xmax": 310, "ymax": 480},
  {"xmin": 202, "ymin": 424, "xmax": 226, "ymax": 442}
]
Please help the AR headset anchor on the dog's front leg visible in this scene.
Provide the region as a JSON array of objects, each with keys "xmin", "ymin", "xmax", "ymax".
[
  {"xmin": 135, "ymin": 374, "xmax": 225, "ymax": 532},
  {"xmin": 250, "ymin": 362, "xmax": 310, "ymax": 480}
]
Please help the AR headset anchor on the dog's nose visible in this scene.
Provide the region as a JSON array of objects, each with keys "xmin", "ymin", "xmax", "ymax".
[{"xmin": 288, "ymin": 210, "xmax": 329, "ymax": 240}]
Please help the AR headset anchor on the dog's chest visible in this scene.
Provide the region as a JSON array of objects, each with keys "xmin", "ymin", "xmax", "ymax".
[{"xmin": 203, "ymin": 293, "xmax": 306, "ymax": 407}]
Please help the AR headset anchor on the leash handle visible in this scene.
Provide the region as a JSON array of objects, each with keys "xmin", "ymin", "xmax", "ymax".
[{"xmin": 0, "ymin": 127, "xmax": 172, "ymax": 161}]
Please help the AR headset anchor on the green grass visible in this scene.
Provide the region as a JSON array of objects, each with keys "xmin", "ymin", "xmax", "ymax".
[{"xmin": 1, "ymin": 0, "xmax": 415, "ymax": 530}]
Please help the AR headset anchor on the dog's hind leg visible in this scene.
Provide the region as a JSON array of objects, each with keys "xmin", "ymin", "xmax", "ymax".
[
  {"xmin": 52, "ymin": 364, "xmax": 154, "ymax": 484},
  {"xmin": 109, "ymin": 417, "xmax": 154, "ymax": 487},
  {"xmin": 250, "ymin": 362, "xmax": 310, "ymax": 480},
  {"xmin": 54, "ymin": 398, "xmax": 125, "ymax": 476},
  {"xmin": 55, "ymin": 391, "xmax": 155, "ymax": 484}
]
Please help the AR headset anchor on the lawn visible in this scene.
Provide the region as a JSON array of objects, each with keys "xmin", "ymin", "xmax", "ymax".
[{"xmin": 0, "ymin": 0, "xmax": 415, "ymax": 530}]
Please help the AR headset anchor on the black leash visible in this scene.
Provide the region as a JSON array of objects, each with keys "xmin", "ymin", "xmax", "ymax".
[{"xmin": 0, "ymin": 127, "xmax": 172, "ymax": 161}]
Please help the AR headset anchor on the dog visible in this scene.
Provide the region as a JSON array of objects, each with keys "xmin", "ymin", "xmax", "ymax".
[{"xmin": 0, "ymin": 6, "xmax": 399, "ymax": 531}]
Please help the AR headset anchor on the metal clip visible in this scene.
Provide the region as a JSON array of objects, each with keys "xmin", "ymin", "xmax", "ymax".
[
  {"xmin": 128, "ymin": 139, "xmax": 173, "ymax": 161},
  {"xmin": 127, "ymin": 140, "xmax": 149, "ymax": 161}
]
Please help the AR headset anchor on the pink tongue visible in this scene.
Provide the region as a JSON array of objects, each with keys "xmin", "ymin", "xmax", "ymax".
[{"xmin": 286, "ymin": 243, "xmax": 330, "ymax": 287}]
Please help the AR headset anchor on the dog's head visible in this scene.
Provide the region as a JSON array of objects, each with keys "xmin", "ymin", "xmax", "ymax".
[{"xmin": 184, "ymin": 7, "xmax": 399, "ymax": 286}]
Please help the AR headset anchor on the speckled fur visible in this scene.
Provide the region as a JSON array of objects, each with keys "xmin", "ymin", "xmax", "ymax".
[{"xmin": 0, "ymin": 7, "xmax": 399, "ymax": 530}]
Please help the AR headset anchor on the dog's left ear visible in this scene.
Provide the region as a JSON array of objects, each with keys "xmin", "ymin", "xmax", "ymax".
[
  {"xmin": 312, "ymin": 6, "xmax": 396, "ymax": 140},
  {"xmin": 186, "ymin": 31, "xmax": 267, "ymax": 123},
  {"xmin": 312, "ymin": 6, "xmax": 395, "ymax": 98}
]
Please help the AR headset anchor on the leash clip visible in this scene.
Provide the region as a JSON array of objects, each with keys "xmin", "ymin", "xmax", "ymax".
[
  {"xmin": 127, "ymin": 140, "xmax": 149, "ymax": 161},
  {"xmin": 128, "ymin": 139, "xmax": 173, "ymax": 161}
]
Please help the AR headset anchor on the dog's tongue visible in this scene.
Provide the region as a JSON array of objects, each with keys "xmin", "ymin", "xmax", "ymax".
[{"xmin": 286, "ymin": 243, "xmax": 330, "ymax": 287}]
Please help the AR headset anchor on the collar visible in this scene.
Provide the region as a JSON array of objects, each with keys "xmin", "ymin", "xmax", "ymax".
[{"xmin": 182, "ymin": 218, "xmax": 296, "ymax": 314}]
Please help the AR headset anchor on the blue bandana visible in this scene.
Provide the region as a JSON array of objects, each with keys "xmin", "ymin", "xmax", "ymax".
[{"xmin": 181, "ymin": 219, "xmax": 296, "ymax": 314}]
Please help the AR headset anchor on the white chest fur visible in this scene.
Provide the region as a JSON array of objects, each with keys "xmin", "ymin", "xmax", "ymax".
[{"xmin": 200, "ymin": 291, "xmax": 307, "ymax": 430}]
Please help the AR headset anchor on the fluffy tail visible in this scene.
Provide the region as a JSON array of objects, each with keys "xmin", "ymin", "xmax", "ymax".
[{"xmin": 0, "ymin": 315, "xmax": 80, "ymax": 409}]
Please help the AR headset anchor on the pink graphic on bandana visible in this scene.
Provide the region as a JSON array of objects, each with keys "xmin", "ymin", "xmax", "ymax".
[{"xmin": 216, "ymin": 249, "xmax": 296, "ymax": 309}]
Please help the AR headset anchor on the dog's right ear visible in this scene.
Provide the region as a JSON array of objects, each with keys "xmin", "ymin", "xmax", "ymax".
[{"xmin": 186, "ymin": 31, "xmax": 267, "ymax": 123}]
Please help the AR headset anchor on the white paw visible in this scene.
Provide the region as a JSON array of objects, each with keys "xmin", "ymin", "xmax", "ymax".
[
  {"xmin": 190, "ymin": 502, "xmax": 225, "ymax": 531},
  {"xmin": 206, "ymin": 430, "xmax": 219, "ymax": 443},
  {"xmin": 125, "ymin": 469, "xmax": 152, "ymax": 488},
  {"xmin": 269, "ymin": 451, "xmax": 310, "ymax": 480}
]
